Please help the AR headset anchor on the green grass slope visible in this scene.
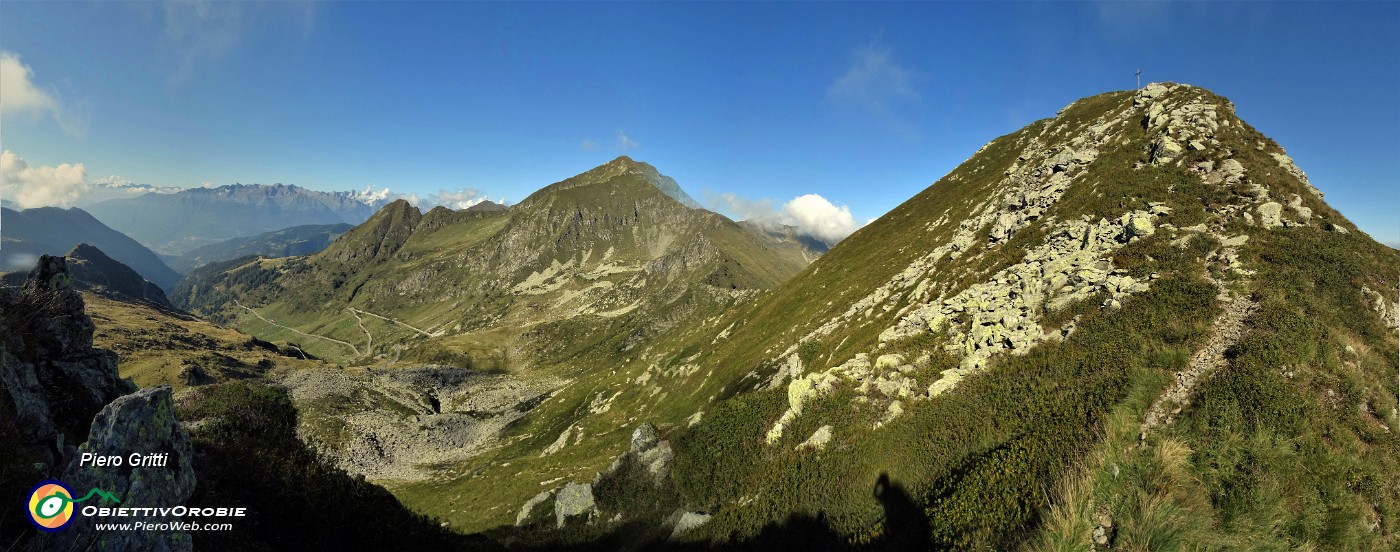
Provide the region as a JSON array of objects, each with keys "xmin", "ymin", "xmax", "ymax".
[{"xmin": 425, "ymin": 84, "xmax": 1398, "ymax": 550}]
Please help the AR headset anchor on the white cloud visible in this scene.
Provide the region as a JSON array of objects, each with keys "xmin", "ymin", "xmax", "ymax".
[
  {"xmin": 782, "ymin": 194, "xmax": 860, "ymax": 245},
  {"xmin": 0, "ymin": 52, "xmax": 58, "ymax": 115},
  {"xmin": 426, "ymin": 188, "xmax": 489, "ymax": 210},
  {"xmin": 1, "ymin": 150, "xmax": 90, "ymax": 208},
  {"xmin": 709, "ymin": 191, "xmax": 862, "ymax": 246},
  {"xmin": 350, "ymin": 185, "xmax": 393, "ymax": 204},
  {"xmin": 0, "ymin": 51, "xmax": 86, "ymax": 137},
  {"xmin": 615, "ymin": 130, "xmax": 639, "ymax": 151},
  {"xmin": 828, "ymin": 36, "xmax": 922, "ymax": 116},
  {"xmin": 579, "ymin": 139, "xmax": 600, "ymax": 151},
  {"xmin": 396, "ymin": 188, "xmax": 498, "ymax": 210},
  {"xmin": 0, "ymin": 150, "xmax": 179, "ymax": 209}
]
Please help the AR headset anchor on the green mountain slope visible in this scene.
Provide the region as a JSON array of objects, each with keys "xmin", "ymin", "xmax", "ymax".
[
  {"xmin": 167, "ymin": 158, "xmax": 817, "ymax": 488},
  {"xmin": 168, "ymin": 222, "xmax": 353, "ymax": 273},
  {"xmin": 396, "ymin": 84, "xmax": 1398, "ymax": 550},
  {"xmin": 0, "ymin": 206, "xmax": 181, "ymax": 290},
  {"xmin": 174, "ymin": 157, "xmax": 813, "ymax": 368}
]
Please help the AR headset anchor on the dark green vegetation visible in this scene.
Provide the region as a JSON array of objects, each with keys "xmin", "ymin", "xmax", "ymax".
[
  {"xmin": 176, "ymin": 381, "xmax": 487, "ymax": 551},
  {"xmin": 0, "ymin": 205, "xmax": 180, "ymax": 289},
  {"xmin": 86, "ymin": 183, "xmax": 381, "ymax": 256},
  {"xmin": 168, "ymin": 223, "xmax": 353, "ymax": 273}
]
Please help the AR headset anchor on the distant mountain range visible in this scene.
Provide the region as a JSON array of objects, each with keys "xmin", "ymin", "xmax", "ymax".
[
  {"xmin": 168, "ymin": 223, "xmax": 355, "ymax": 274},
  {"xmin": 85, "ymin": 183, "xmax": 389, "ymax": 256},
  {"xmin": 1, "ymin": 206, "xmax": 181, "ymax": 290}
]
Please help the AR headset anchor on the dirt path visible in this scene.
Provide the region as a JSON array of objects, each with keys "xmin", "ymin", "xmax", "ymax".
[
  {"xmin": 1140, "ymin": 247, "xmax": 1256, "ymax": 440},
  {"xmin": 349, "ymin": 307, "xmax": 436, "ymax": 337},
  {"xmin": 349, "ymin": 308, "xmax": 373, "ymax": 358},
  {"xmin": 233, "ymin": 298, "xmax": 360, "ymax": 356}
]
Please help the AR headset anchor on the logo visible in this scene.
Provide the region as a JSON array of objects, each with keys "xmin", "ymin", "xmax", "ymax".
[{"xmin": 25, "ymin": 480, "xmax": 121, "ymax": 532}]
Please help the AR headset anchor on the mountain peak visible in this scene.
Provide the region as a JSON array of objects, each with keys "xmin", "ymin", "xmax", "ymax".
[{"xmin": 524, "ymin": 157, "xmax": 701, "ymax": 209}]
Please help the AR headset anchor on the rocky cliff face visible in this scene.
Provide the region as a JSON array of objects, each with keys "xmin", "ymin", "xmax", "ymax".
[
  {"xmin": 1, "ymin": 256, "xmax": 197, "ymax": 550},
  {"xmin": 0, "ymin": 256, "xmax": 134, "ymax": 470}
]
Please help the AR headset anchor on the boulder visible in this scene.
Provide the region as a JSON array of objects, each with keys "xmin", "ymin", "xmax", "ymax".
[
  {"xmin": 1149, "ymin": 136, "xmax": 1183, "ymax": 164},
  {"xmin": 1287, "ymin": 194, "xmax": 1312, "ymax": 220},
  {"xmin": 1219, "ymin": 159, "xmax": 1246, "ymax": 184},
  {"xmin": 1126, "ymin": 213, "xmax": 1155, "ymax": 239},
  {"xmin": 1257, "ymin": 202, "xmax": 1284, "ymax": 229},
  {"xmin": 516, "ymin": 490, "xmax": 553, "ymax": 526},
  {"xmin": 796, "ymin": 425, "xmax": 833, "ymax": 451},
  {"xmin": 873, "ymin": 354, "xmax": 905, "ymax": 371},
  {"xmin": 1135, "ymin": 83, "xmax": 1170, "ymax": 106},
  {"xmin": 638, "ymin": 440, "xmax": 674, "ymax": 482},
  {"xmin": 630, "ymin": 423, "xmax": 659, "ymax": 454},
  {"xmin": 54, "ymin": 387, "xmax": 196, "ymax": 552},
  {"xmin": 554, "ymin": 482, "xmax": 597, "ymax": 528},
  {"xmin": 1050, "ymin": 149, "xmax": 1076, "ymax": 172},
  {"xmin": 670, "ymin": 512, "xmax": 713, "ymax": 539}
]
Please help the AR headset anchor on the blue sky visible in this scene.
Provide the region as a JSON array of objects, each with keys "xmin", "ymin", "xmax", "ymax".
[{"xmin": 1, "ymin": 1, "xmax": 1396, "ymax": 244}]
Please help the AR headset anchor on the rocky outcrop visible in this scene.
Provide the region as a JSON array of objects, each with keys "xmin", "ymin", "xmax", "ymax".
[
  {"xmin": 53, "ymin": 386, "xmax": 197, "ymax": 552},
  {"xmin": 2, "ymin": 256, "xmax": 196, "ymax": 550},
  {"xmin": 0, "ymin": 255, "xmax": 133, "ymax": 472},
  {"xmin": 1362, "ymin": 285, "xmax": 1399, "ymax": 330},
  {"xmin": 554, "ymin": 482, "xmax": 597, "ymax": 528},
  {"xmin": 1257, "ymin": 202, "xmax": 1284, "ymax": 229}
]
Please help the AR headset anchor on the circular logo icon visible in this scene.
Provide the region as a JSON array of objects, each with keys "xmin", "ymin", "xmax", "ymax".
[{"xmin": 27, "ymin": 480, "xmax": 76, "ymax": 532}]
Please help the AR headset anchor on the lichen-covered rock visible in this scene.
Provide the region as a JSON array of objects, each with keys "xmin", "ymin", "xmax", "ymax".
[
  {"xmin": 670, "ymin": 512, "xmax": 712, "ymax": 539},
  {"xmin": 1125, "ymin": 212, "xmax": 1156, "ymax": 239},
  {"xmin": 630, "ymin": 423, "xmax": 659, "ymax": 454},
  {"xmin": 516, "ymin": 490, "xmax": 553, "ymax": 526},
  {"xmin": 796, "ymin": 425, "xmax": 833, "ymax": 451},
  {"xmin": 1150, "ymin": 135, "xmax": 1183, "ymax": 164},
  {"xmin": 1287, "ymin": 194, "xmax": 1312, "ymax": 220},
  {"xmin": 873, "ymin": 354, "xmax": 905, "ymax": 371},
  {"xmin": 1362, "ymin": 286, "xmax": 1399, "ymax": 330},
  {"xmin": 554, "ymin": 482, "xmax": 597, "ymax": 528},
  {"xmin": 53, "ymin": 386, "xmax": 196, "ymax": 552},
  {"xmin": 1218, "ymin": 159, "xmax": 1246, "ymax": 184},
  {"xmin": 1257, "ymin": 202, "xmax": 1284, "ymax": 228},
  {"xmin": 787, "ymin": 369, "xmax": 840, "ymax": 415},
  {"xmin": 637, "ymin": 440, "xmax": 674, "ymax": 482}
]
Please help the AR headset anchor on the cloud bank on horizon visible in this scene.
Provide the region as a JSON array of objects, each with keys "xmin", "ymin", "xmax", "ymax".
[
  {"xmin": 709, "ymin": 191, "xmax": 863, "ymax": 246},
  {"xmin": 0, "ymin": 149, "xmax": 499, "ymax": 212}
]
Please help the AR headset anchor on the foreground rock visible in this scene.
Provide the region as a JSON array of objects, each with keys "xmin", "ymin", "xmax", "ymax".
[
  {"xmin": 1, "ymin": 256, "xmax": 196, "ymax": 550},
  {"xmin": 0, "ymin": 255, "xmax": 133, "ymax": 475},
  {"xmin": 54, "ymin": 386, "xmax": 197, "ymax": 552}
]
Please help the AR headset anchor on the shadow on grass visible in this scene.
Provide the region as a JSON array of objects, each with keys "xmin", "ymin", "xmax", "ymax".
[{"xmin": 511, "ymin": 472, "xmax": 932, "ymax": 552}]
